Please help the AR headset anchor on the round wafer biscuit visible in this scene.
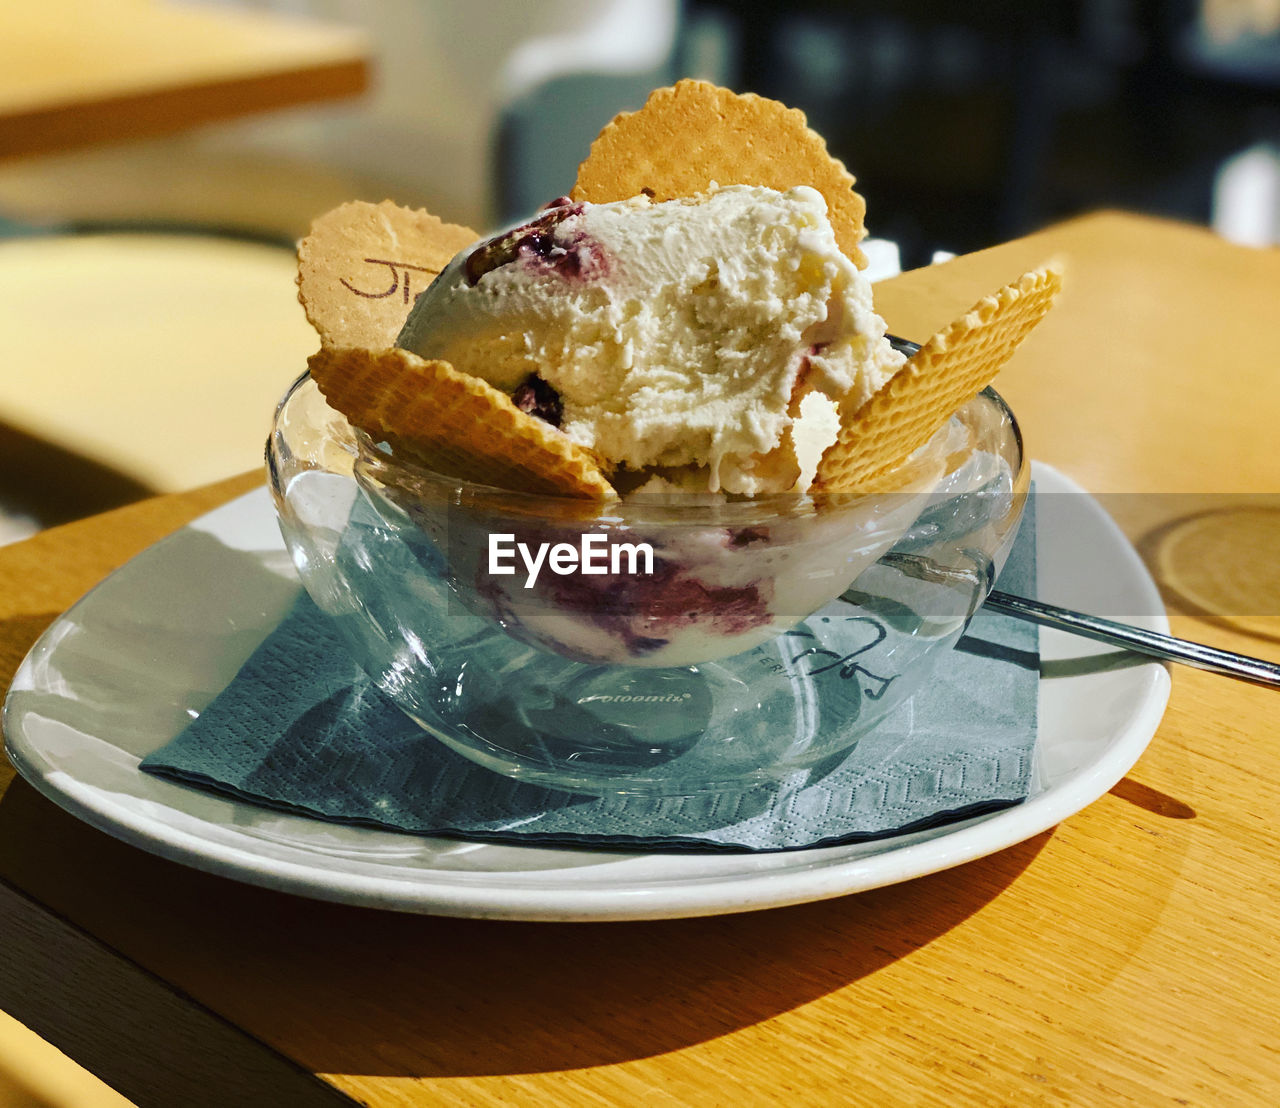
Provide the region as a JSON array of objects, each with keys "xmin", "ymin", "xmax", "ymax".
[
  {"xmin": 298, "ymin": 200, "xmax": 477, "ymax": 350},
  {"xmin": 308, "ymin": 345, "xmax": 616, "ymax": 499},
  {"xmin": 572, "ymin": 80, "xmax": 868, "ymax": 268},
  {"xmin": 815, "ymin": 265, "xmax": 1063, "ymax": 493}
]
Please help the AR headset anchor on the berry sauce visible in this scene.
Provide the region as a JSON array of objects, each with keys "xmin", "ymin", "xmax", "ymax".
[
  {"xmin": 546, "ymin": 556, "xmax": 772, "ymax": 657},
  {"xmin": 464, "ymin": 203, "xmax": 608, "ymax": 286},
  {"xmin": 512, "ymin": 374, "xmax": 563, "ymax": 427}
]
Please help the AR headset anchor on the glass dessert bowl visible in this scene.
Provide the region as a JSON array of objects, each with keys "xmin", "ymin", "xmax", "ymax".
[{"xmin": 268, "ymin": 371, "xmax": 1028, "ymax": 797}]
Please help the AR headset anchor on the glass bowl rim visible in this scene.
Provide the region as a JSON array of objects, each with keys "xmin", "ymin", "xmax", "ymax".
[{"xmin": 270, "ymin": 369, "xmax": 1024, "ymax": 527}]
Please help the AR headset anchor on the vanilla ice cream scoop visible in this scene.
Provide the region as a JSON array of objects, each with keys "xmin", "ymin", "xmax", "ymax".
[{"xmin": 397, "ymin": 185, "xmax": 903, "ymax": 495}]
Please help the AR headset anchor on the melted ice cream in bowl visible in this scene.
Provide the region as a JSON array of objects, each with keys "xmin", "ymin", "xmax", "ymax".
[{"xmin": 268, "ymin": 372, "xmax": 1027, "ymax": 796}]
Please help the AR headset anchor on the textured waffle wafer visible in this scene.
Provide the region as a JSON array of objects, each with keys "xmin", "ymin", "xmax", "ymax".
[
  {"xmin": 815, "ymin": 265, "xmax": 1063, "ymax": 493},
  {"xmin": 298, "ymin": 200, "xmax": 477, "ymax": 349},
  {"xmin": 572, "ymin": 80, "xmax": 868, "ymax": 268},
  {"xmin": 308, "ymin": 345, "xmax": 615, "ymax": 499}
]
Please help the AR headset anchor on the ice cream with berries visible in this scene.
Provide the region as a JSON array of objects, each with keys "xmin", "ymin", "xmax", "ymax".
[
  {"xmin": 396, "ymin": 184, "xmax": 903, "ymax": 496},
  {"xmin": 354, "ymin": 181, "xmax": 923, "ymax": 665},
  {"xmin": 299, "ymin": 80, "xmax": 1060, "ymax": 667}
]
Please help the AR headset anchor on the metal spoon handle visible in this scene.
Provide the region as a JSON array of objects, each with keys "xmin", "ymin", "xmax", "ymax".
[
  {"xmin": 886, "ymin": 331, "xmax": 1278, "ymax": 689},
  {"xmin": 985, "ymin": 590, "xmax": 1280, "ymax": 689}
]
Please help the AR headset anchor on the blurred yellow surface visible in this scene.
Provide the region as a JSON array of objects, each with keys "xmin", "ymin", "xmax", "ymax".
[
  {"xmin": 0, "ymin": 0, "xmax": 368, "ymax": 158},
  {"xmin": 0, "ymin": 233, "xmax": 317, "ymax": 492}
]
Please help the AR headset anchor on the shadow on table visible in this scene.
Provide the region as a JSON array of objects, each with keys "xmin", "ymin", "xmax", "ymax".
[
  {"xmin": 1, "ymin": 418, "xmax": 154, "ymax": 529},
  {"xmin": 0, "ymin": 778, "xmax": 1054, "ymax": 1080},
  {"xmin": 1135, "ymin": 503, "xmax": 1280, "ymax": 649}
]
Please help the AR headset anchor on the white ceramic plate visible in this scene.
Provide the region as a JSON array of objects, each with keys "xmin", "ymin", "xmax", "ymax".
[{"xmin": 4, "ymin": 464, "xmax": 1171, "ymax": 921}]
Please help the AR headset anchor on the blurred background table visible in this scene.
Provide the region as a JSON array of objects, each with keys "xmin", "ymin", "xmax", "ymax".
[
  {"xmin": 2, "ymin": 209, "xmax": 1279, "ymax": 1106},
  {"xmin": 0, "ymin": 1, "xmax": 369, "ymax": 160},
  {"xmin": 0, "ymin": 230, "xmax": 319, "ymax": 526},
  {"xmin": 0, "ymin": 1, "xmax": 370, "ymax": 539}
]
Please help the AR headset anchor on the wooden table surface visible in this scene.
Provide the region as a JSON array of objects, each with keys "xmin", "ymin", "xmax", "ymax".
[
  {"xmin": 0, "ymin": 0, "xmax": 369, "ymax": 159},
  {"xmin": 0, "ymin": 232, "xmax": 320, "ymax": 498},
  {"xmin": 3, "ymin": 210, "xmax": 1279, "ymax": 1106}
]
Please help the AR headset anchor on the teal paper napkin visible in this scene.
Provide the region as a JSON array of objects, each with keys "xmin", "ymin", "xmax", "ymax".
[{"xmin": 141, "ymin": 499, "xmax": 1039, "ymax": 853}]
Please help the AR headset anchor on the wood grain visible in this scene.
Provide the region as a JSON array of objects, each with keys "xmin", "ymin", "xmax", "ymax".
[
  {"xmin": 872, "ymin": 210, "xmax": 1280, "ymax": 495},
  {"xmin": 0, "ymin": 878, "xmax": 356, "ymax": 1108},
  {"xmin": 2, "ymin": 213, "xmax": 1279, "ymax": 1106}
]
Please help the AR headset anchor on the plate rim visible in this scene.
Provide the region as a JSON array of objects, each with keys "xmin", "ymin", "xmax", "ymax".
[{"xmin": 3, "ymin": 462, "xmax": 1173, "ymax": 921}]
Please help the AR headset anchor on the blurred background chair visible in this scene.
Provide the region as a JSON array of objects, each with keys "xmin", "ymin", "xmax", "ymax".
[{"xmin": 493, "ymin": 0, "xmax": 679, "ymax": 218}]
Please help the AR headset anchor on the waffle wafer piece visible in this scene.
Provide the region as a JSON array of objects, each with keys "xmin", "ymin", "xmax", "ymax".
[
  {"xmin": 298, "ymin": 201, "xmax": 477, "ymax": 349},
  {"xmin": 572, "ymin": 80, "xmax": 868, "ymax": 268},
  {"xmin": 815, "ymin": 265, "xmax": 1063, "ymax": 493},
  {"xmin": 308, "ymin": 346, "xmax": 615, "ymax": 499}
]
